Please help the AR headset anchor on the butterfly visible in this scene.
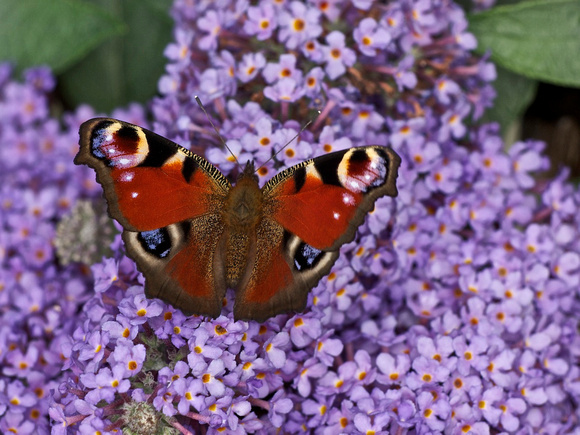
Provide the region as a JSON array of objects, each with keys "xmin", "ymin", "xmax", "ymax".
[{"xmin": 75, "ymin": 118, "xmax": 400, "ymax": 322}]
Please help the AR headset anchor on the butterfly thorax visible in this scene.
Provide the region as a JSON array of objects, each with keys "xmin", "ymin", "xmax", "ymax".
[{"xmin": 222, "ymin": 163, "xmax": 263, "ymax": 230}]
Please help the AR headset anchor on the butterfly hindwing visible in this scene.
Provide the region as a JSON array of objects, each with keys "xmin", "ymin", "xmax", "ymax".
[
  {"xmin": 75, "ymin": 118, "xmax": 230, "ymax": 317},
  {"xmin": 233, "ymin": 146, "xmax": 400, "ymax": 321},
  {"xmin": 233, "ymin": 222, "xmax": 339, "ymax": 321},
  {"xmin": 123, "ymin": 215, "xmax": 226, "ymax": 318}
]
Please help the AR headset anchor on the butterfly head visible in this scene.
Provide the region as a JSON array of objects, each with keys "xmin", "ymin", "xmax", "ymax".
[{"xmin": 238, "ymin": 160, "xmax": 259, "ymax": 184}]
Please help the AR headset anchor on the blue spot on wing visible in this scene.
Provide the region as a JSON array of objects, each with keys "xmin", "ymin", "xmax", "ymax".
[
  {"xmin": 138, "ymin": 228, "xmax": 171, "ymax": 258},
  {"xmin": 294, "ymin": 242, "xmax": 323, "ymax": 271}
]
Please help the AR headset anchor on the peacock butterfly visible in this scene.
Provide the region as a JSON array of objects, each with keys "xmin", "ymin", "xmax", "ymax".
[{"xmin": 75, "ymin": 118, "xmax": 400, "ymax": 321}]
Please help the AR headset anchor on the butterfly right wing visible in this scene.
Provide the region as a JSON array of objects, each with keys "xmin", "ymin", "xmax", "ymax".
[
  {"xmin": 233, "ymin": 146, "xmax": 400, "ymax": 321},
  {"xmin": 76, "ymin": 118, "xmax": 231, "ymax": 317}
]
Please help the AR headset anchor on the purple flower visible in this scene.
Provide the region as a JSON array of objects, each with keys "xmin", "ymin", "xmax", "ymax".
[
  {"xmin": 476, "ymin": 386, "xmax": 504, "ymax": 426},
  {"xmin": 206, "ymin": 138, "xmax": 254, "ymax": 172},
  {"xmin": 498, "ymin": 397, "xmax": 526, "ymax": 431},
  {"xmin": 264, "ymin": 77, "xmax": 305, "ymax": 102},
  {"xmin": 406, "ymin": 356, "xmax": 451, "ymax": 390},
  {"xmin": 388, "ymin": 117, "xmax": 425, "ymax": 147},
  {"xmin": 0, "ymin": 412, "xmax": 35, "ymax": 435},
  {"xmin": 91, "ymin": 258, "xmax": 120, "ymax": 293},
  {"xmin": 354, "ymin": 18, "xmax": 392, "ymax": 56},
  {"xmin": 76, "ymin": 330, "xmax": 108, "ymax": 371},
  {"xmin": 3, "ymin": 343, "xmax": 38, "ymax": 378},
  {"xmin": 321, "ymin": 31, "xmax": 356, "ymax": 80},
  {"xmin": 425, "ymin": 158, "xmax": 463, "ymax": 194},
  {"xmin": 542, "ymin": 170, "xmax": 576, "ymax": 215},
  {"xmin": 288, "ymin": 315, "xmax": 322, "ymax": 347},
  {"xmin": 110, "ymin": 340, "xmax": 146, "ymax": 377},
  {"xmin": 509, "ymin": 141, "xmax": 548, "ymax": 188},
  {"xmin": 117, "ymin": 288, "xmax": 164, "ymax": 325},
  {"xmin": 197, "ymin": 68, "xmax": 230, "ymax": 100},
  {"xmin": 271, "ymin": 127, "xmax": 313, "ymax": 166},
  {"xmin": 24, "ymin": 66, "xmax": 55, "ymax": 92},
  {"xmin": 313, "ymin": 333, "xmax": 343, "ymax": 366},
  {"xmin": 353, "ymin": 412, "xmax": 391, "ymax": 434},
  {"xmin": 191, "ymin": 358, "xmax": 226, "ymax": 397},
  {"xmin": 294, "ymin": 358, "xmax": 327, "ymax": 397},
  {"xmin": 301, "ymin": 38, "xmax": 324, "ymax": 62},
  {"xmin": 376, "ymin": 353, "xmax": 411, "ymax": 385},
  {"xmin": 302, "ymin": 395, "xmax": 333, "ymax": 427},
  {"xmin": 163, "ymin": 28, "xmax": 193, "ymax": 64},
  {"xmin": 102, "ymin": 315, "xmax": 139, "ymax": 341},
  {"xmin": 311, "ymin": 0, "xmax": 342, "ymax": 20},
  {"xmin": 351, "ymin": 350, "xmax": 376, "ymax": 386},
  {"xmin": 187, "ymin": 326, "xmax": 223, "ymax": 364},
  {"xmin": 410, "ymin": 0, "xmax": 437, "ymax": 29},
  {"xmin": 244, "ymin": 3, "xmax": 277, "ymax": 40},
  {"xmin": 453, "ymin": 335, "xmax": 489, "ymax": 376},
  {"xmin": 237, "ymin": 52, "xmax": 266, "ymax": 83},
  {"xmin": 0, "ymin": 82, "xmax": 48, "ymax": 124},
  {"xmin": 438, "ymin": 100, "xmax": 470, "ymax": 140},
  {"xmin": 263, "ymin": 54, "xmax": 303, "ymax": 84},
  {"xmin": 6, "ymin": 380, "xmax": 37, "ymax": 410},
  {"xmin": 304, "ymin": 66, "xmax": 325, "ymax": 98},
  {"xmin": 434, "ymin": 77, "xmax": 461, "ymax": 104},
  {"xmin": 240, "ymin": 116, "xmax": 274, "ymax": 156},
  {"xmin": 264, "ymin": 331, "xmax": 290, "ymax": 369},
  {"xmin": 213, "ymin": 50, "xmax": 238, "ymax": 96},
  {"xmin": 198, "ymin": 10, "xmax": 226, "ymax": 51},
  {"xmin": 350, "ymin": 105, "xmax": 384, "ymax": 139},
  {"xmin": 173, "ymin": 376, "xmax": 204, "ymax": 414},
  {"xmin": 278, "ymin": 2, "xmax": 322, "ymax": 49},
  {"xmin": 393, "ymin": 56, "xmax": 418, "ymax": 91},
  {"xmin": 416, "ymin": 391, "xmax": 450, "ymax": 431},
  {"xmin": 81, "ymin": 365, "xmax": 130, "ymax": 404},
  {"xmin": 416, "ymin": 335, "xmax": 456, "ymax": 370},
  {"xmin": 268, "ymin": 390, "xmax": 293, "ymax": 428},
  {"xmin": 158, "ymin": 360, "xmax": 190, "ymax": 385},
  {"xmin": 152, "ymin": 386, "xmax": 178, "ymax": 417},
  {"xmin": 316, "ymin": 125, "xmax": 352, "ymax": 154},
  {"xmin": 484, "ymin": 348, "xmax": 518, "ymax": 388}
]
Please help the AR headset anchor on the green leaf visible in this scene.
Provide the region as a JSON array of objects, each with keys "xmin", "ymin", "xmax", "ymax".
[
  {"xmin": 0, "ymin": 0, "xmax": 124, "ymax": 73},
  {"xmin": 482, "ymin": 65, "xmax": 538, "ymax": 134},
  {"xmin": 468, "ymin": 0, "xmax": 580, "ymax": 87},
  {"xmin": 59, "ymin": 0, "xmax": 173, "ymax": 112},
  {"xmin": 455, "ymin": 0, "xmax": 523, "ymax": 10}
]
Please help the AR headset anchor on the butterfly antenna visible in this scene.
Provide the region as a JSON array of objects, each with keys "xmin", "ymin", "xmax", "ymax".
[
  {"xmin": 255, "ymin": 110, "xmax": 320, "ymax": 174},
  {"xmin": 195, "ymin": 96, "xmax": 241, "ymax": 167}
]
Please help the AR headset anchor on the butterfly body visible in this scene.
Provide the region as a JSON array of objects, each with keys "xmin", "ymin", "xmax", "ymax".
[
  {"xmin": 76, "ymin": 118, "xmax": 400, "ymax": 321},
  {"xmin": 219, "ymin": 164, "xmax": 263, "ymax": 292}
]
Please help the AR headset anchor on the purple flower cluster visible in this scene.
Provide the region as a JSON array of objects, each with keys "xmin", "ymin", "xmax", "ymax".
[
  {"xmin": 0, "ymin": 65, "xmax": 143, "ymax": 432},
  {"xmin": 45, "ymin": 0, "xmax": 580, "ymax": 434}
]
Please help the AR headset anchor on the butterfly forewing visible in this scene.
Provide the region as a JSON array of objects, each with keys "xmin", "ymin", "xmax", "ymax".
[{"xmin": 264, "ymin": 146, "xmax": 399, "ymax": 250}]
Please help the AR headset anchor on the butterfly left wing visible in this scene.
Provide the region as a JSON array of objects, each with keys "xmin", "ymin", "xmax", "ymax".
[
  {"xmin": 75, "ymin": 118, "xmax": 231, "ymax": 318},
  {"xmin": 234, "ymin": 146, "xmax": 400, "ymax": 321}
]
